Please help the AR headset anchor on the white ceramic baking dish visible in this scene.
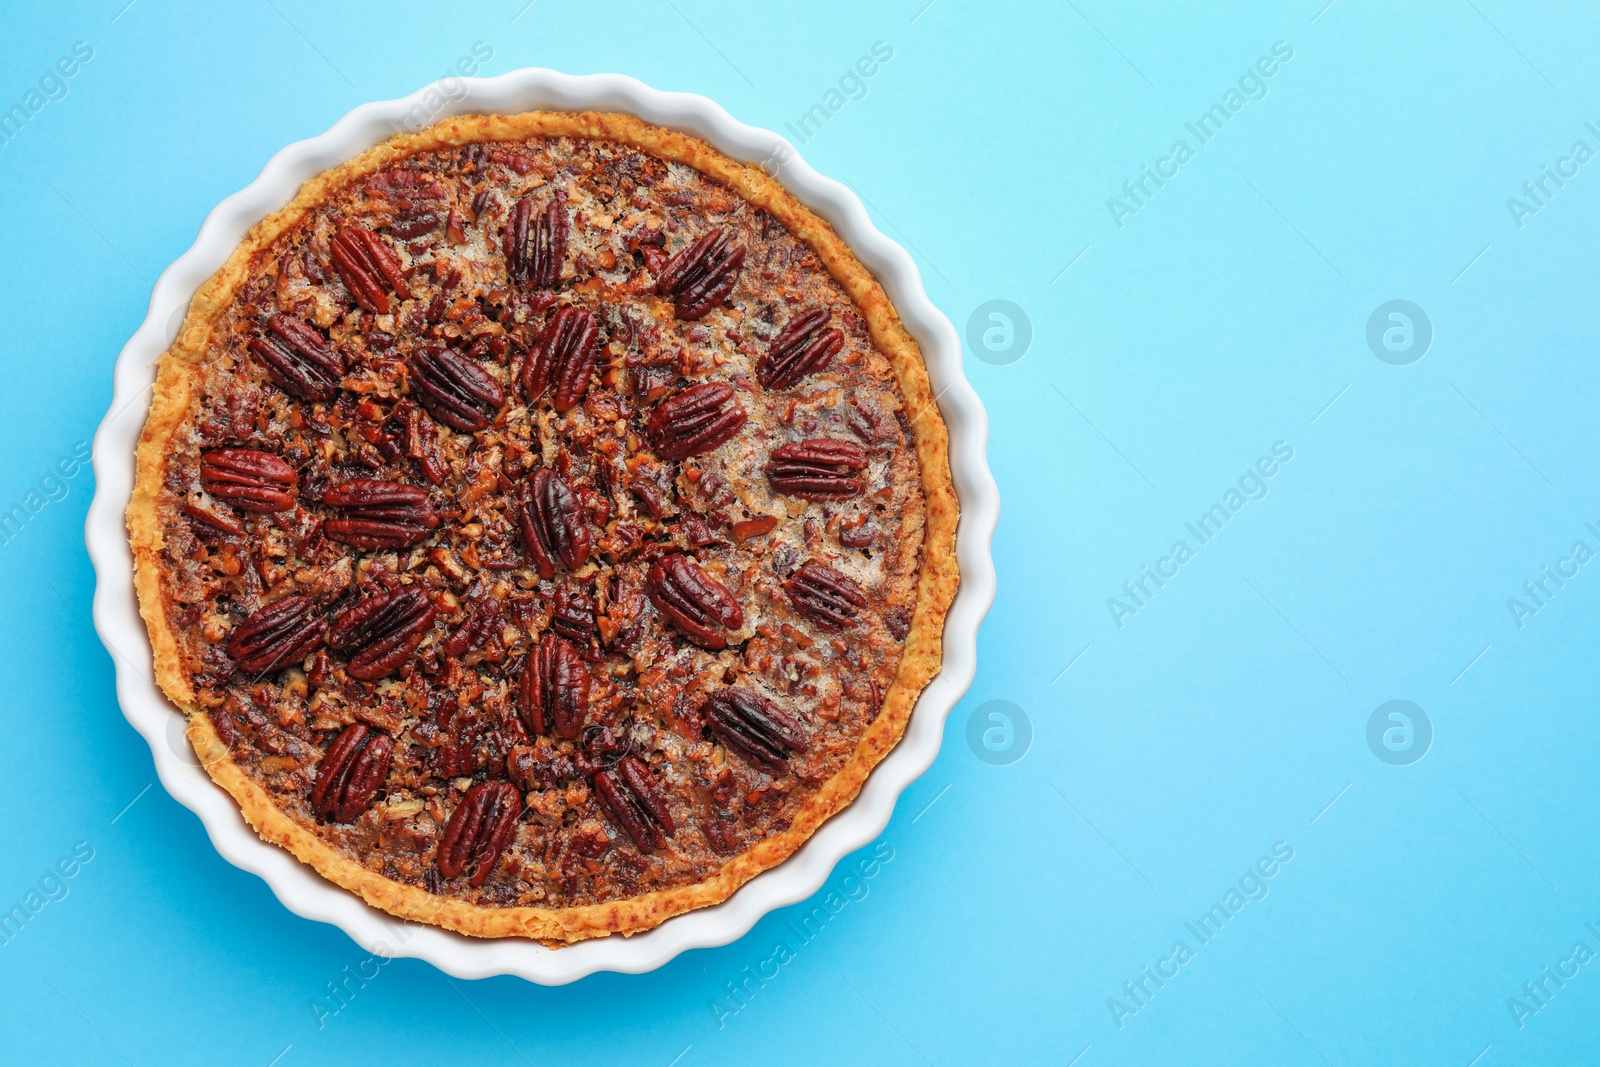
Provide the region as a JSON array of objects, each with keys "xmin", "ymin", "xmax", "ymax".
[{"xmin": 84, "ymin": 67, "xmax": 997, "ymax": 984}]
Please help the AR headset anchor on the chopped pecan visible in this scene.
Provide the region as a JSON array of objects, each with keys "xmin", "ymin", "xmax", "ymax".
[
  {"xmin": 705, "ymin": 688, "xmax": 809, "ymax": 776},
  {"xmin": 758, "ymin": 308, "xmax": 844, "ymax": 390},
  {"xmin": 322, "ymin": 480, "xmax": 439, "ymax": 549},
  {"xmin": 646, "ymin": 553, "xmax": 743, "ymax": 650},
  {"xmin": 461, "ymin": 144, "xmax": 491, "ymax": 176},
  {"xmin": 647, "ymin": 383, "xmax": 747, "ymax": 461},
  {"xmin": 505, "ymin": 191, "xmax": 569, "ymax": 289},
  {"xmin": 785, "ymin": 562, "xmax": 868, "ymax": 630},
  {"xmin": 701, "ymin": 816, "xmax": 739, "ymax": 855},
  {"xmin": 431, "ymin": 706, "xmax": 485, "ymax": 779},
  {"xmin": 628, "ymin": 361, "xmax": 675, "ymax": 405},
  {"xmin": 521, "ymin": 306, "xmax": 600, "ymax": 412},
  {"xmin": 549, "ymin": 586, "xmax": 596, "ymax": 645},
  {"xmin": 884, "ymin": 607, "xmax": 911, "ymax": 641},
  {"xmin": 397, "ymin": 398, "xmax": 446, "ymax": 484},
  {"xmin": 441, "ymin": 598, "xmax": 502, "ymax": 658},
  {"xmin": 226, "ymin": 595, "xmax": 325, "ymax": 675},
  {"xmin": 731, "ymin": 515, "xmax": 777, "ymax": 542},
  {"xmin": 390, "ymin": 207, "xmax": 442, "ymax": 240},
  {"xmin": 407, "ymin": 345, "xmax": 505, "ymax": 432},
  {"xmin": 310, "ymin": 723, "xmax": 394, "ymax": 822},
  {"xmin": 366, "ymin": 169, "xmax": 448, "ymax": 202},
  {"xmin": 680, "ymin": 515, "xmax": 714, "ymax": 548},
  {"xmin": 329, "ymin": 586, "xmax": 435, "ymax": 680},
  {"xmin": 518, "ymin": 634, "xmax": 589, "ymax": 740},
  {"xmin": 183, "ymin": 499, "xmax": 243, "ymax": 537},
  {"xmin": 653, "ymin": 228, "xmax": 745, "ymax": 319},
  {"xmin": 247, "ymin": 314, "xmax": 342, "ymax": 401},
  {"xmin": 199, "ymin": 449, "xmax": 296, "ymax": 513},
  {"xmin": 840, "ymin": 521, "xmax": 876, "ymax": 549},
  {"xmin": 506, "ymin": 745, "xmax": 538, "ymax": 793},
  {"xmin": 330, "ymin": 225, "xmax": 409, "ymax": 313},
  {"xmin": 629, "ymin": 478, "xmax": 668, "ymax": 519},
  {"xmin": 511, "ymin": 469, "xmax": 592, "ymax": 579},
  {"xmin": 594, "ymin": 756, "xmax": 676, "ymax": 852},
  {"xmin": 600, "ymin": 520, "xmax": 646, "ymax": 561},
  {"xmin": 437, "ymin": 780, "xmax": 522, "ymax": 886},
  {"xmin": 765, "ymin": 439, "xmax": 869, "ymax": 501}
]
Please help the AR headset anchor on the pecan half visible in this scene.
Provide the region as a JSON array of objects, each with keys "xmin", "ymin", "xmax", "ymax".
[
  {"xmin": 595, "ymin": 756, "xmax": 677, "ymax": 852},
  {"xmin": 437, "ymin": 780, "xmax": 522, "ymax": 886},
  {"xmin": 407, "ymin": 345, "xmax": 505, "ymax": 432},
  {"xmin": 330, "ymin": 225, "xmax": 409, "ymax": 313},
  {"xmin": 199, "ymin": 449, "xmax": 296, "ymax": 513},
  {"xmin": 785, "ymin": 562, "xmax": 868, "ymax": 630},
  {"xmin": 765, "ymin": 439, "xmax": 869, "ymax": 501},
  {"xmin": 704, "ymin": 688, "xmax": 809, "ymax": 776},
  {"xmin": 322, "ymin": 480, "xmax": 439, "ymax": 549},
  {"xmin": 226, "ymin": 595, "xmax": 325, "ymax": 675},
  {"xmin": 247, "ymin": 314, "xmax": 342, "ymax": 401},
  {"xmin": 654, "ymin": 228, "xmax": 746, "ymax": 319},
  {"xmin": 521, "ymin": 306, "xmax": 600, "ymax": 412},
  {"xmin": 512, "ymin": 469, "xmax": 592, "ymax": 579},
  {"xmin": 310, "ymin": 723, "xmax": 394, "ymax": 822},
  {"xmin": 647, "ymin": 383, "xmax": 747, "ymax": 461},
  {"xmin": 504, "ymin": 191, "xmax": 569, "ymax": 289},
  {"xmin": 517, "ymin": 633, "xmax": 589, "ymax": 740},
  {"xmin": 758, "ymin": 308, "xmax": 844, "ymax": 390},
  {"xmin": 646, "ymin": 553, "xmax": 743, "ymax": 650},
  {"xmin": 329, "ymin": 586, "xmax": 435, "ymax": 681}
]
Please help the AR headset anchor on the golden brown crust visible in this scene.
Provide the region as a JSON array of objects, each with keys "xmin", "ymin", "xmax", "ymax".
[{"xmin": 128, "ymin": 110, "xmax": 958, "ymax": 943}]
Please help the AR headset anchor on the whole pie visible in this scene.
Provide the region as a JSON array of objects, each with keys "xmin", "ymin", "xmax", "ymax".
[{"xmin": 128, "ymin": 111, "xmax": 956, "ymax": 943}]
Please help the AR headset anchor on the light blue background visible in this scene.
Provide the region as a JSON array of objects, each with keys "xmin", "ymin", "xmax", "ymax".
[{"xmin": 4, "ymin": 1, "xmax": 1598, "ymax": 1063}]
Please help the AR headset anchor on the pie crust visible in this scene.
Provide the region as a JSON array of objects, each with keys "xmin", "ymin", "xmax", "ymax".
[{"xmin": 127, "ymin": 111, "xmax": 956, "ymax": 943}]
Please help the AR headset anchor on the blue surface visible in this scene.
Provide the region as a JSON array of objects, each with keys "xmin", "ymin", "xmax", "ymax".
[{"xmin": 4, "ymin": 1, "xmax": 1598, "ymax": 1063}]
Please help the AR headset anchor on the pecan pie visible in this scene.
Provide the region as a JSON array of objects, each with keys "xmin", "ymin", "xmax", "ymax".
[{"xmin": 127, "ymin": 111, "xmax": 956, "ymax": 943}]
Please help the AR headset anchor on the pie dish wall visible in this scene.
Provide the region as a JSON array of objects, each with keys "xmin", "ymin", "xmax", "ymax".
[{"xmin": 86, "ymin": 68, "xmax": 997, "ymax": 983}]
